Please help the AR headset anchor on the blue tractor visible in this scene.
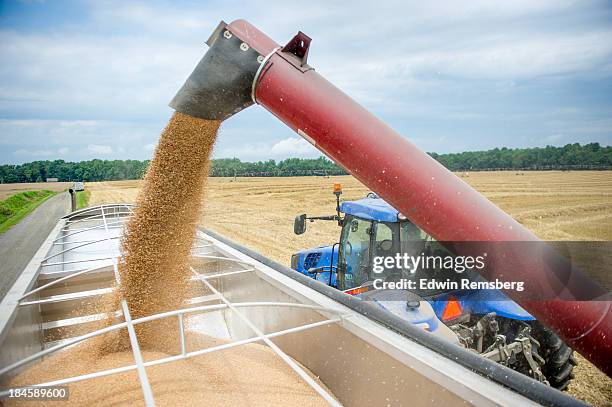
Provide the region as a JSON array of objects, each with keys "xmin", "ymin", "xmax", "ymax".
[{"xmin": 291, "ymin": 184, "xmax": 575, "ymax": 390}]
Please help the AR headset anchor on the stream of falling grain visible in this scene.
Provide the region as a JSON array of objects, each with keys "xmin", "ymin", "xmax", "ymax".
[
  {"xmin": 112, "ymin": 112, "xmax": 220, "ymax": 349},
  {"xmin": 4, "ymin": 112, "xmax": 330, "ymax": 406}
]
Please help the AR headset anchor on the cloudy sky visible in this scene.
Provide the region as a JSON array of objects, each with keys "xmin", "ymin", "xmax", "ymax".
[{"xmin": 1, "ymin": 0, "xmax": 611, "ymax": 164}]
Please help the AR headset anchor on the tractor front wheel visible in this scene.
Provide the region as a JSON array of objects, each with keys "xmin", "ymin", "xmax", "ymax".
[
  {"xmin": 529, "ymin": 321, "xmax": 576, "ymax": 391},
  {"xmin": 500, "ymin": 319, "xmax": 576, "ymax": 390}
]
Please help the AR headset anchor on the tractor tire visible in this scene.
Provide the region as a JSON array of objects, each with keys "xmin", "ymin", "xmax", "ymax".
[
  {"xmin": 529, "ymin": 322, "xmax": 577, "ymax": 391},
  {"xmin": 498, "ymin": 319, "xmax": 576, "ymax": 390}
]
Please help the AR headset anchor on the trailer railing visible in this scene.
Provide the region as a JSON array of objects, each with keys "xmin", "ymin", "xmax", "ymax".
[{"xmin": 0, "ymin": 204, "xmax": 347, "ymax": 407}]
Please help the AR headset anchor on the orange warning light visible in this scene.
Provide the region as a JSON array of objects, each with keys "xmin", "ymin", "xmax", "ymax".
[{"xmin": 333, "ymin": 183, "xmax": 343, "ymax": 194}]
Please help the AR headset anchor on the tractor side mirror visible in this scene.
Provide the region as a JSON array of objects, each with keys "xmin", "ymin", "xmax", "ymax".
[{"xmin": 294, "ymin": 214, "xmax": 307, "ymax": 235}]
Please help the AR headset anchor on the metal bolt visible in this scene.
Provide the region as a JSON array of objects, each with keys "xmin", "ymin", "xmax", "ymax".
[
  {"xmin": 223, "ymin": 30, "xmax": 232, "ymax": 39},
  {"xmin": 257, "ymin": 55, "xmax": 264, "ymax": 63},
  {"xmin": 240, "ymin": 43, "xmax": 249, "ymax": 51}
]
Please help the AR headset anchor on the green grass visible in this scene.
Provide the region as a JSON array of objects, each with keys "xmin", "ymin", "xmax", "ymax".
[
  {"xmin": 76, "ymin": 190, "xmax": 90, "ymax": 209},
  {"xmin": 0, "ymin": 190, "xmax": 58, "ymax": 233}
]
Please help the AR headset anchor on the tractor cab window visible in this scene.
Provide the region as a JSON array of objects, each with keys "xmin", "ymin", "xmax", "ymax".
[
  {"xmin": 338, "ymin": 216, "xmax": 372, "ymax": 290},
  {"xmin": 400, "ymin": 222, "xmax": 428, "ymax": 262},
  {"xmin": 399, "ymin": 222, "xmax": 481, "ymax": 295},
  {"xmin": 373, "ymin": 222, "xmax": 397, "ymax": 256},
  {"xmin": 372, "ymin": 222, "xmax": 402, "ymax": 278}
]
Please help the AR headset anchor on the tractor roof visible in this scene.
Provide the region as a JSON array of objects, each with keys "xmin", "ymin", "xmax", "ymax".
[{"xmin": 339, "ymin": 196, "xmax": 399, "ymax": 222}]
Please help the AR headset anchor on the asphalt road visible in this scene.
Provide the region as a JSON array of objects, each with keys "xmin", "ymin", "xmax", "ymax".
[{"xmin": 0, "ymin": 192, "xmax": 70, "ymax": 301}]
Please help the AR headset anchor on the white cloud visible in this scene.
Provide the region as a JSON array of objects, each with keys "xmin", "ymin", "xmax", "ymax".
[
  {"xmin": 89, "ymin": 2, "xmax": 216, "ymax": 38},
  {"xmin": 0, "ymin": 30, "xmax": 199, "ymax": 120},
  {"xmin": 86, "ymin": 144, "xmax": 113, "ymax": 154},
  {"xmin": 2, "ymin": 0, "xmax": 609, "ymax": 124},
  {"xmin": 13, "ymin": 148, "xmax": 53, "ymax": 157},
  {"xmin": 545, "ymin": 134, "xmax": 565, "ymax": 143},
  {"xmin": 214, "ymin": 137, "xmax": 322, "ymax": 161},
  {"xmin": 0, "ymin": 118, "xmax": 163, "ymax": 163},
  {"xmin": 269, "ymin": 137, "xmax": 321, "ymax": 158},
  {"xmin": 320, "ymin": 31, "xmax": 612, "ymax": 106}
]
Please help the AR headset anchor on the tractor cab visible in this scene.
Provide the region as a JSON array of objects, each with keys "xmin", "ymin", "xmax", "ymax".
[
  {"xmin": 292, "ymin": 186, "xmax": 462, "ymax": 343},
  {"xmin": 292, "ymin": 187, "xmax": 451, "ymax": 294},
  {"xmin": 335, "ymin": 201, "xmax": 428, "ymax": 292},
  {"xmin": 292, "ymin": 188, "xmax": 507, "ymax": 305}
]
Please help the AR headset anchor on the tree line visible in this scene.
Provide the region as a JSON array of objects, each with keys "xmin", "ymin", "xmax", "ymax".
[
  {"xmin": 0, "ymin": 159, "xmax": 150, "ymax": 183},
  {"xmin": 430, "ymin": 143, "xmax": 611, "ymax": 171},
  {"xmin": 1, "ymin": 143, "xmax": 610, "ymax": 183},
  {"xmin": 209, "ymin": 157, "xmax": 347, "ymax": 177}
]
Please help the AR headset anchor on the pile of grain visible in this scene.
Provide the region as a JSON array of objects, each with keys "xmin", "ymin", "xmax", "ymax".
[
  {"xmin": 4, "ymin": 112, "xmax": 329, "ymax": 406},
  {"xmin": 6, "ymin": 335, "xmax": 329, "ymax": 407}
]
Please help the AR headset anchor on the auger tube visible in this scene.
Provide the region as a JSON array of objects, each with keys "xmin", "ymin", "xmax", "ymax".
[{"xmin": 171, "ymin": 19, "xmax": 611, "ymax": 376}]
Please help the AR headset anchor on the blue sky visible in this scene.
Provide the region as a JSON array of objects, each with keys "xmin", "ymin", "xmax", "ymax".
[{"xmin": 1, "ymin": 0, "xmax": 611, "ymax": 164}]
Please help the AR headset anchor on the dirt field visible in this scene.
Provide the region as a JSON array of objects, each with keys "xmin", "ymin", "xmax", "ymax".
[
  {"xmin": 82, "ymin": 171, "xmax": 612, "ymax": 405},
  {"xmin": 0, "ymin": 182, "xmax": 72, "ymax": 200}
]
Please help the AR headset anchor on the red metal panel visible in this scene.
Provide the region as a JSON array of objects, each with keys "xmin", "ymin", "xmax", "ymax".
[
  {"xmin": 253, "ymin": 51, "xmax": 611, "ymax": 375},
  {"xmin": 227, "ymin": 19, "xmax": 277, "ymax": 56},
  {"xmin": 220, "ymin": 18, "xmax": 612, "ymax": 376}
]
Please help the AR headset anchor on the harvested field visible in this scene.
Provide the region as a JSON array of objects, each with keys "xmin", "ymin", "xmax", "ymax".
[
  {"xmin": 87, "ymin": 180, "xmax": 141, "ymax": 205},
  {"xmin": 85, "ymin": 171, "xmax": 612, "ymax": 248},
  {"xmin": 84, "ymin": 170, "xmax": 612, "ymax": 405},
  {"xmin": 461, "ymin": 171, "xmax": 612, "ymax": 241},
  {"xmin": 0, "ymin": 182, "xmax": 71, "ymax": 200}
]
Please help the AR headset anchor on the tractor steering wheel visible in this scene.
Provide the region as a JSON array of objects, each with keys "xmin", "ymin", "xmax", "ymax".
[
  {"xmin": 377, "ymin": 239, "xmax": 393, "ymax": 252},
  {"xmin": 344, "ymin": 241, "xmax": 353, "ymax": 256}
]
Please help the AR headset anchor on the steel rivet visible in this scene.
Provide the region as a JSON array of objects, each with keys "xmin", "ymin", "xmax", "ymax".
[
  {"xmin": 240, "ymin": 43, "xmax": 249, "ymax": 51},
  {"xmin": 223, "ymin": 30, "xmax": 232, "ymax": 39},
  {"xmin": 257, "ymin": 55, "xmax": 264, "ymax": 63}
]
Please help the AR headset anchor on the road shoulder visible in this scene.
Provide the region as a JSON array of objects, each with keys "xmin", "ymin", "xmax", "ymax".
[{"xmin": 0, "ymin": 192, "xmax": 70, "ymax": 301}]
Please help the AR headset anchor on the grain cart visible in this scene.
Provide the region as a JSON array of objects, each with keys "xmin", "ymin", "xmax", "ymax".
[
  {"xmin": 169, "ymin": 19, "xmax": 611, "ymax": 377},
  {"xmin": 0, "ymin": 205, "xmax": 589, "ymax": 406},
  {"xmin": 291, "ymin": 188, "xmax": 575, "ymax": 389}
]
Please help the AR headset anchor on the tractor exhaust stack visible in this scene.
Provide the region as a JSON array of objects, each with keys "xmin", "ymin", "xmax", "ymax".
[{"xmin": 171, "ymin": 19, "xmax": 611, "ymax": 376}]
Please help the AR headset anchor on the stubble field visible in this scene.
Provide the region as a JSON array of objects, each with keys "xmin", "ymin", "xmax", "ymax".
[
  {"xmin": 86, "ymin": 171, "xmax": 612, "ymax": 256},
  {"xmin": 85, "ymin": 171, "xmax": 611, "ymax": 405},
  {"xmin": 0, "ymin": 182, "xmax": 71, "ymax": 200}
]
